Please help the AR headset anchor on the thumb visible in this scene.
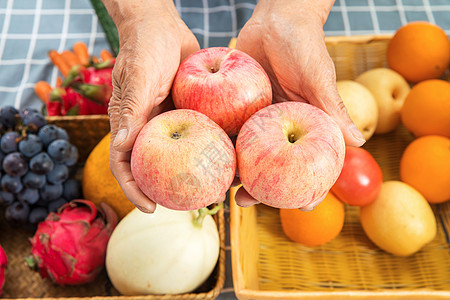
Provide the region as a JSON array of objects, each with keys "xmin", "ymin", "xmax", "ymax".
[
  {"xmin": 109, "ymin": 58, "xmax": 173, "ymax": 152},
  {"xmin": 313, "ymin": 84, "xmax": 366, "ymax": 147}
]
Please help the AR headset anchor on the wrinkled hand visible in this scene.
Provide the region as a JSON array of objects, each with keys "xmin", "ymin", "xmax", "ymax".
[
  {"xmin": 103, "ymin": 0, "xmax": 200, "ymax": 213},
  {"xmin": 233, "ymin": 0, "xmax": 366, "ymax": 208}
]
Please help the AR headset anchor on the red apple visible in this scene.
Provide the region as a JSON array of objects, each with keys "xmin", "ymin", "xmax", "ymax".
[
  {"xmin": 171, "ymin": 47, "xmax": 272, "ymax": 136},
  {"xmin": 131, "ymin": 109, "xmax": 236, "ymax": 211},
  {"xmin": 236, "ymin": 102, "xmax": 346, "ymax": 210},
  {"xmin": 331, "ymin": 146, "xmax": 383, "ymax": 206}
]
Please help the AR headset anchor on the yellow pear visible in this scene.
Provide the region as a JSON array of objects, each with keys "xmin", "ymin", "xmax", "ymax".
[
  {"xmin": 336, "ymin": 80, "xmax": 378, "ymax": 141},
  {"xmin": 355, "ymin": 68, "xmax": 410, "ymax": 134},
  {"xmin": 360, "ymin": 181, "xmax": 437, "ymax": 256}
]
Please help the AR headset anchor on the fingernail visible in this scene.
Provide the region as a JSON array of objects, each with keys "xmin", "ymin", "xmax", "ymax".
[
  {"xmin": 113, "ymin": 129, "xmax": 128, "ymax": 147},
  {"xmin": 136, "ymin": 204, "xmax": 153, "ymax": 214},
  {"xmin": 350, "ymin": 124, "xmax": 366, "ymax": 144}
]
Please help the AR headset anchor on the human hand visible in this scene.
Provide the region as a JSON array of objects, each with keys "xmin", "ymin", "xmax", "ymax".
[
  {"xmin": 233, "ymin": 0, "xmax": 365, "ymax": 208},
  {"xmin": 102, "ymin": 0, "xmax": 200, "ymax": 213}
]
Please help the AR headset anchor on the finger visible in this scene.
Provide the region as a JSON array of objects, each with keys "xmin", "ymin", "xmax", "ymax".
[
  {"xmin": 298, "ymin": 193, "xmax": 326, "ymax": 212},
  {"xmin": 309, "ymin": 78, "xmax": 366, "ymax": 147},
  {"xmin": 109, "ymin": 146, "xmax": 157, "ymax": 213},
  {"xmin": 299, "ymin": 45, "xmax": 366, "ymax": 147},
  {"xmin": 235, "ymin": 186, "xmax": 260, "ymax": 208}
]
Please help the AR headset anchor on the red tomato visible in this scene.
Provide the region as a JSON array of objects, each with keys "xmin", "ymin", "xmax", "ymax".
[{"xmin": 331, "ymin": 146, "xmax": 383, "ymax": 206}]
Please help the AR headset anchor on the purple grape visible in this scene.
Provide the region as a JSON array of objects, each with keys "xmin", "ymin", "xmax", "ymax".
[
  {"xmin": 56, "ymin": 127, "xmax": 69, "ymax": 140},
  {"xmin": 47, "ymin": 139, "xmax": 72, "ymax": 163},
  {"xmin": 5, "ymin": 201, "xmax": 30, "ymax": 224},
  {"xmin": 20, "ymin": 107, "xmax": 39, "ymax": 119},
  {"xmin": 39, "ymin": 183, "xmax": 63, "ymax": 202},
  {"xmin": 22, "ymin": 171, "xmax": 46, "ymax": 189},
  {"xmin": 1, "ymin": 174, "xmax": 23, "ymax": 193},
  {"xmin": 17, "ymin": 188, "xmax": 40, "ymax": 205},
  {"xmin": 0, "ymin": 106, "xmax": 19, "ymax": 129},
  {"xmin": 23, "ymin": 111, "xmax": 46, "ymax": 131},
  {"xmin": 47, "ymin": 163, "xmax": 69, "ymax": 184},
  {"xmin": 29, "ymin": 152, "xmax": 54, "ymax": 174},
  {"xmin": 65, "ymin": 144, "xmax": 79, "ymax": 167},
  {"xmin": 0, "ymin": 131, "xmax": 20, "ymax": 153},
  {"xmin": 0, "ymin": 191, "xmax": 15, "ymax": 206},
  {"xmin": 38, "ymin": 124, "xmax": 68, "ymax": 148},
  {"xmin": 63, "ymin": 179, "xmax": 81, "ymax": 200},
  {"xmin": 48, "ymin": 197, "xmax": 68, "ymax": 212},
  {"xmin": 18, "ymin": 134, "xmax": 43, "ymax": 157},
  {"xmin": 3, "ymin": 152, "xmax": 28, "ymax": 177},
  {"xmin": 28, "ymin": 207, "xmax": 48, "ymax": 225}
]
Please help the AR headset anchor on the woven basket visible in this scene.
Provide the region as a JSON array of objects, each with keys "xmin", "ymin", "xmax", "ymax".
[
  {"xmin": 0, "ymin": 115, "xmax": 226, "ymax": 300},
  {"xmin": 230, "ymin": 35, "xmax": 450, "ymax": 300}
]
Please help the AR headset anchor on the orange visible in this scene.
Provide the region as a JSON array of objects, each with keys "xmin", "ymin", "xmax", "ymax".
[
  {"xmin": 82, "ymin": 132, "xmax": 135, "ymax": 219},
  {"xmin": 279, "ymin": 192, "xmax": 345, "ymax": 247},
  {"xmin": 400, "ymin": 135, "xmax": 450, "ymax": 204},
  {"xmin": 387, "ymin": 21, "xmax": 450, "ymax": 83},
  {"xmin": 400, "ymin": 79, "xmax": 450, "ymax": 138}
]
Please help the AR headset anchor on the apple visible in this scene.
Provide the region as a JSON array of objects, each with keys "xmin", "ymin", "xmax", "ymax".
[
  {"xmin": 336, "ymin": 80, "xmax": 378, "ymax": 141},
  {"xmin": 171, "ymin": 47, "xmax": 272, "ymax": 136},
  {"xmin": 131, "ymin": 109, "xmax": 236, "ymax": 211},
  {"xmin": 355, "ymin": 68, "xmax": 410, "ymax": 134},
  {"xmin": 236, "ymin": 102, "xmax": 346, "ymax": 210},
  {"xmin": 331, "ymin": 146, "xmax": 383, "ymax": 206}
]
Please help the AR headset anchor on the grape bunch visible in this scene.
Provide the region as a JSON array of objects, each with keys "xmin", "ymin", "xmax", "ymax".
[{"xmin": 0, "ymin": 106, "xmax": 81, "ymax": 228}]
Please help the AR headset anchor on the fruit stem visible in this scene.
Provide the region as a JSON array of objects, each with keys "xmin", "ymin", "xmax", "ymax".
[
  {"xmin": 171, "ymin": 132, "xmax": 181, "ymax": 140},
  {"xmin": 192, "ymin": 203, "xmax": 222, "ymax": 228},
  {"xmin": 289, "ymin": 134, "xmax": 296, "ymax": 143},
  {"xmin": 25, "ymin": 255, "xmax": 38, "ymax": 271}
]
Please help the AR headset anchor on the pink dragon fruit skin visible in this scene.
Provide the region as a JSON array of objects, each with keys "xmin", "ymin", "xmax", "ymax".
[
  {"xmin": 28, "ymin": 200, "xmax": 118, "ymax": 285},
  {"xmin": 0, "ymin": 245, "xmax": 7, "ymax": 296}
]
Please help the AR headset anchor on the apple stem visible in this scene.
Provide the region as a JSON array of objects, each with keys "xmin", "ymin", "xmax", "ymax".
[
  {"xmin": 171, "ymin": 132, "xmax": 182, "ymax": 140},
  {"xmin": 289, "ymin": 134, "xmax": 296, "ymax": 143},
  {"xmin": 210, "ymin": 66, "xmax": 217, "ymax": 73},
  {"xmin": 192, "ymin": 203, "xmax": 223, "ymax": 228}
]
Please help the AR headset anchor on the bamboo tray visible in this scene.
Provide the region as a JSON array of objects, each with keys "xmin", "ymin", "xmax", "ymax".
[
  {"xmin": 0, "ymin": 115, "xmax": 226, "ymax": 300},
  {"xmin": 230, "ymin": 35, "xmax": 450, "ymax": 299}
]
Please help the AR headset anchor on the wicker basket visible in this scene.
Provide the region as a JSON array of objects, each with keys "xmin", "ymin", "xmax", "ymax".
[
  {"xmin": 0, "ymin": 115, "xmax": 226, "ymax": 300},
  {"xmin": 230, "ymin": 35, "xmax": 450, "ymax": 299}
]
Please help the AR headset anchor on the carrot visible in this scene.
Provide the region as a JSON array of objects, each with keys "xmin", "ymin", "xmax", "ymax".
[
  {"xmin": 100, "ymin": 49, "xmax": 114, "ymax": 62},
  {"xmin": 91, "ymin": 56, "xmax": 99, "ymax": 64},
  {"xmin": 61, "ymin": 50, "xmax": 81, "ymax": 70},
  {"xmin": 73, "ymin": 42, "xmax": 90, "ymax": 66},
  {"xmin": 34, "ymin": 81, "xmax": 53, "ymax": 104},
  {"xmin": 48, "ymin": 50, "xmax": 70, "ymax": 77},
  {"xmin": 56, "ymin": 76, "xmax": 63, "ymax": 87}
]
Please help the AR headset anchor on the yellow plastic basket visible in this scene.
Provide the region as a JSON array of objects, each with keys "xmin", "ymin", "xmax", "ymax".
[{"xmin": 230, "ymin": 35, "xmax": 450, "ymax": 299}]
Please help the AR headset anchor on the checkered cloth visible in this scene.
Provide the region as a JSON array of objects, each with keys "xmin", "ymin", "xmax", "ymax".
[{"xmin": 0, "ymin": 1, "xmax": 449, "ymax": 299}]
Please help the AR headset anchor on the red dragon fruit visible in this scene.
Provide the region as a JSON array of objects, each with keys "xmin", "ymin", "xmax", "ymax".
[
  {"xmin": 0, "ymin": 245, "xmax": 6, "ymax": 296},
  {"xmin": 45, "ymin": 59, "xmax": 114, "ymax": 116},
  {"xmin": 26, "ymin": 200, "xmax": 118, "ymax": 285}
]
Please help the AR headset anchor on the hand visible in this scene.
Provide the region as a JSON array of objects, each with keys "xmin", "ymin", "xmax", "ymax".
[
  {"xmin": 233, "ymin": 0, "xmax": 365, "ymax": 208},
  {"xmin": 102, "ymin": 0, "xmax": 200, "ymax": 213}
]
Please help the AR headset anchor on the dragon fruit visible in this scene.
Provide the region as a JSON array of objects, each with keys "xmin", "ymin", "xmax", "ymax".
[
  {"xmin": 45, "ymin": 59, "xmax": 114, "ymax": 116},
  {"xmin": 26, "ymin": 200, "xmax": 118, "ymax": 285},
  {"xmin": 0, "ymin": 245, "xmax": 6, "ymax": 296}
]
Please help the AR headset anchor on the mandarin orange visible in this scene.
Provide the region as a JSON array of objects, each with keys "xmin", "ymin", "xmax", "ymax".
[
  {"xmin": 279, "ymin": 192, "xmax": 345, "ymax": 247},
  {"xmin": 400, "ymin": 79, "xmax": 450, "ymax": 138},
  {"xmin": 400, "ymin": 135, "xmax": 450, "ymax": 204},
  {"xmin": 387, "ymin": 21, "xmax": 450, "ymax": 83}
]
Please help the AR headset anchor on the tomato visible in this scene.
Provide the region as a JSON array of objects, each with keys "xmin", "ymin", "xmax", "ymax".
[{"xmin": 331, "ymin": 146, "xmax": 383, "ymax": 206}]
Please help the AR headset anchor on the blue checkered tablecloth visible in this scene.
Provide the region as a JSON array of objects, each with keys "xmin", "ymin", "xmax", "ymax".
[{"xmin": 0, "ymin": 1, "xmax": 449, "ymax": 299}]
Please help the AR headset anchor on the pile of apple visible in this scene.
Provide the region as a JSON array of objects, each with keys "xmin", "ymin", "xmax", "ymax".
[{"xmin": 130, "ymin": 47, "xmax": 346, "ymax": 211}]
